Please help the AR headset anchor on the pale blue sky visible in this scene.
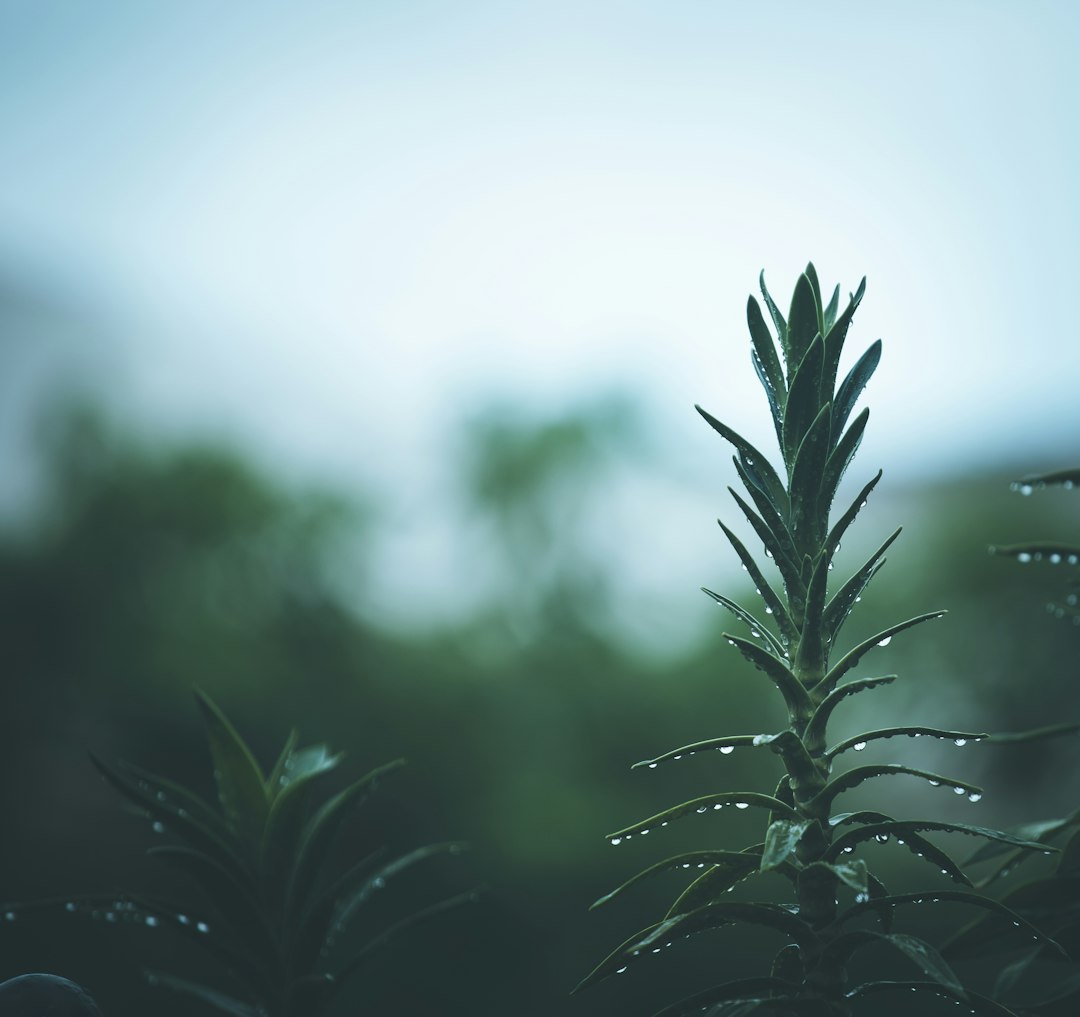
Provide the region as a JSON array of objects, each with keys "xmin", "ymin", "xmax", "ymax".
[{"xmin": 2, "ymin": 1, "xmax": 1079, "ymax": 636}]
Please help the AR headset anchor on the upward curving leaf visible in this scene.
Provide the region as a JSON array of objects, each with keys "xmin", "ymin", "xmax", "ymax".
[
  {"xmin": 194, "ymin": 690, "xmax": 269, "ymax": 850},
  {"xmin": 832, "ymin": 340, "xmax": 882, "ymax": 440}
]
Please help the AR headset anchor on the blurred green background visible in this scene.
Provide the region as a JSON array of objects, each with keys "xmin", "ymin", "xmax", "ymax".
[
  {"xmin": 2, "ymin": 263, "xmax": 1079, "ymax": 1015},
  {"xmin": 4, "ymin": 3, "xmax": 1080, "ymax": 1015}
]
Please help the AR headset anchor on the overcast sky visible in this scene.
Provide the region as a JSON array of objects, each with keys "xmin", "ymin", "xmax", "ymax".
[{"xmin": 2, "ymin": 0, "xmax": 1079, "ymax": 637}]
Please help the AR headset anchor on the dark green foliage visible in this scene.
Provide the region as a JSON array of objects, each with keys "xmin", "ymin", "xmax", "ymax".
[
  {"xmin": 64, "ymin": 691, "xmax": 470, "ymax": 1017},
  {"xmin": 581, "ymin": 265, "xmax": 1060, "ymax": 1015}
]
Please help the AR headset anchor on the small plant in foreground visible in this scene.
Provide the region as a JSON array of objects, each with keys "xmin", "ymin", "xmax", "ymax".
[
  {"xmin": 577, "ymin": 265, "xmax": 1063, "ymax": 1016},
  {"xmin": 9, "ymin": 690, "xmax": 473, "ymax": 1017}
]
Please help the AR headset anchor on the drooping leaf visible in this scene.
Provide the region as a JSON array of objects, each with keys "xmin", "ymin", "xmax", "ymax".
[
  {"xmin": 590, "ymin": 850, "xmax": 763, "ymax": 911},
  {"xmin": 827, "ymin": 727, "xmax": 987, "ymax": 759},
  {"xmin": 843, "ymin": 891, "xmax": 1064, "ymax": 957},
  {"xmin": 810, "ymin": 764, "xmax": 982, "ymax": 812},
  {"xmin": 632, "ymin": 734, "xmax": 761, "ymax": 770},
  {"xmin": 606, "ymin": 793, "xmax": 798, "ymax": 842},
  {"xmin": 829, "ymin": 817, "xmax": 1052, "ymax": 859},
  {"xmin": 1010, "ymin": 468, "xmax": 1080, "ymax": 492},
  {"xmin": 194, "ymin": 689, "xmax": 270, "ymax": 849},
  {"xmin": 819, "ymin": 611, "xmax": 946, "ymax": 696},
  {"xmin": 635, "ymin": 901, "xmax": 816, "ymax": 954}
]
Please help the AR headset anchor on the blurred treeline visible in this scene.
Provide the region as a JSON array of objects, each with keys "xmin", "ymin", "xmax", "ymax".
[{"xmin": 2, "ymin": 312, "xmax": 1080, "ymax": 1017}]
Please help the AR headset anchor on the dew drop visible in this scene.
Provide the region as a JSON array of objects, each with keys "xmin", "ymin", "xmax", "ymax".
[
  {"xmin": 196, "ymin": 921, "xmax": 210, "ymax": 934},
  {"xmin": 953, "ymin": 786, "xmax": 966, "ymax": 795},
  {"xmin": 877, "ymin": 636, "xmax": 892, "ymax": 647},
  {"xmin": 104, "ymin": 911, "xmax": 117, "ymax": 922},
  {"xmin": 610, "ymin": 838, "xmax": 622, "ymax": 846},
  {"xmin": 874, "ymin": 834, "xmax": 889, "ymax": 844},
  {"xmin": 177, "ymin": 914, "xmax": 190, "ymax": 925},
  {"xmin": 648, "ymin": 762, "xmax": 657, "ymax": 769},
  {"xmin": 152, "ymin": 821, "xmax": 166, "ymax": 834},
  {"xmin": 928, "ymin": 779, "xmax": 941, "ymax": 787},
  {"xmin": 1050, "ymin": 553, "xmax": 1063, "ymax": 565},
  {"xmin": 616, "ymin": 966, "xmax": 628, "ymax": 974},
  {"xmin": 734, "ymin": 802, "xmax": 749, "ymax": 810},
  {"xmin": 145, "ymin": 915, "xmax": 159, "ymax": 927},
  {"xmin": 1017, "ymin": 552, "xmax": 1032, "ymax": 563},
  {"xmin": 4, "ymin": 911, "xmax": 15, "ymax": 922},
  {"xmin": 720, "ymin": 746, "xmax": 735, "ymax": 755},
  {"xmin": 765, "ymin": 607, "xmax": 774, "ymax": 615},
  {"xmin": 372, "ymin": 876, "xmax": 386, "ymax": 889},
  {"xmin": 1069, "ymin": 555, "xmax": 1079, "ymax": 565},
  {"xmin": 697, "ymin": 806, "xmax": 708, "ymax": 813},
  {"xmin": 673, "ymin": 755, "xmax": 683, "ymax": 760},
  {"xmin": 640, "ymin": 829, "xmax": 650, "ymax": 835},
  {"xmin": 968, "ymin": 793, "xmax": 982, "ymax": 803},
  {"xmin": 954, "ymin": 739, "xmax": 968, "ymax": 747},
  {"xmin": 65, "ymin": 902, "xmax": 76, "ymax": 912},
  {"xmin": 842, "ymin": 846, "xmax": 854, "ymax": 854},
  {"xmin": 713, "ymin": 803, "xmax": 723, "ymax": 810},
  {"xmin": 855, "ymin": 892, "xmax": 869, "ymax": 903},
  {"xmin": 1017, "ymin": 483, "xmax": 1034, "ymax": 496},
  {"xmin": 853, "ymin": 741, "xmax": 867, "ymax": 752}
]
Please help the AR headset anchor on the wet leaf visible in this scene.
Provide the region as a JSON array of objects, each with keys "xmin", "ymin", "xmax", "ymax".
[
  {"xmin": 606, "ymin": 793, "xmax": 798, "ymax": 841},
  {"xmin": 633, "ymin": 733, "xmax": 760, "ymax": 770},
  {"xmin": 145, "ymin": 970, "xmax": 263, "ymax": 1017},
  {"xmin": 832, "ymin": 340, "xmax": 881, "ymax": 440},
  {"xmin": 782, "ymin": 337, "xmax": 824, "ymax": 468},
  {"xmin": 827, "ymin": 726, "xmax": 987, "ymax": 759},
  {"xmin": 591, "ymin": 850, "xmax": 763, "ymax": 911},
  {"xmin": 761, "ymin": 820, "xmax": 811, "ymax": 871},
  {"xmin": 825, "ymin": 931, "xmax": 964, "ymax": 995},
  {"xmin": 804, "ymin": 676, "xmax": 898, "ymax": 748},
  {"xmin": 650, "ymin": 979, "xmax": 802, "ymax": 1017}
]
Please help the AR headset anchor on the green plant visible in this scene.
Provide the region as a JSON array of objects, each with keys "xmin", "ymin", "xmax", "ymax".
[
  {"xmin": 27, "ymin": 691, "xmax": 473, "ymax": 1017},
  {"xmin": 577, "ymin": 265, "xmax": 1063, "ymax": 1016}
]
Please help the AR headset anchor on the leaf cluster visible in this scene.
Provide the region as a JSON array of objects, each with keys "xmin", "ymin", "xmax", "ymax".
[{"xmin": 579, "ymin": 266, "xmax": 1067, "ymax": 1016}]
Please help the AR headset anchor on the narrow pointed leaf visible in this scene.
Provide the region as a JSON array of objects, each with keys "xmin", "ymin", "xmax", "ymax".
[
  {"xmin": 723, "ymin": 633, "xmax": 811, "ymax": 715},
  {"xmin": 820, "ymin": 611, "xmax": 946, "ymax": 696},
  {"xmin": 786, "ymin": 273, "xmax": 820, "ymax": 369},
  {"xmin": 638, "ymin": 901, "xmax": 816, "ymax": 953},
  {"xmin": 788, "ymin": 403, "xmax": 832, "ymax": 535},
  {"xmin": 699, "ymin": 589, "xmax": 787, "ymax": 660},
  {"xmin": 819, "ymin": 407, "xmax": 869, "ymax": 512},
  {"xmin": 805, "ymin": 676, "xmax": 897, "ymax": 748},
  {"xmin": 820, "ymin": 276, "xmax": 866, "ymax": 399},
  {"xmin": 984, "ymin": 722, "xmax": 1080, "ymax": 745},
  {"xmin": 573, "ymin": 921, "xmax": 666, "ymax": 993},
  {"xmin": 632, "ymin": 734, "xmax": 760, "ymax": 770},
  {"xmin": 823, "ymin": 470, "xmax": 883, "ymax": 575},
  {"xmin": 822, "ymin": 526, "xmax": 901, "ymax": 642},
  {"xmin": 843, "ymin": 891, "xmax": 1063, "ymax": 956},
  {"xmin": 811, "ymin": 764, "xmax": 981, "ymax": 811},
  {"xmin": 823, "ymin": 284, "xmax": 840, "ymax": 334},
  {"xmin": 833, "ymin": 340, "xmax": 882, "ymax": 439},
  {"xmin": 696, "ymin": 406, "xmax": 789, "ymax": 516},
  {"xmin": 759, "ymin": 271, "xmax": 789, "ymax": 367},
  {"xmin": 716, "ymin": 521, "xmax": 798, "ymax": 644},
  {"xmin": 194, "ymin": 690, "xmax": 269, "ymax": 848},
  {"xmin": 666, "ymin": 852, "xmax": 775, "ymax": 918},
  {"xmin": 285, "ymin": 759, "xmax": 406, "ymax": 925},
  {"xmin": 265, "ymin": 730, "xmax": 299, "ymax": 800},
  {"xmin": 1011, "ymin": 468, "xmax": 1080, "ymax": 491},
  {"xmin": 782, "ymin": 336, "xmax": 824, "ymax": 468},
  {"xmin": 727, "ymin": 481, "xmax": 801, "ymax": 595},
  {"xmin": 606, "ymin": 793, "xmax": 797, "ymax": 842},
  {"xmin": 590, "ymin": 850, "xmax": 762, "ymax": 911},
  {"xmin": 827, "ymin": 727, "xmax": 987, "ymax": 759},
  {"xmin": 747, "ymin": 295, "xmax": 786, "ymax": 404}
]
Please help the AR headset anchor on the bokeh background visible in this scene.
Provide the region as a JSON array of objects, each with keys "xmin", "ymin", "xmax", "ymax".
[{"xmin": 2, "ymin": 2, "xmax": 1080, "ymax": 1015}]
